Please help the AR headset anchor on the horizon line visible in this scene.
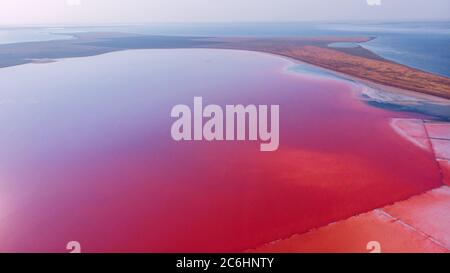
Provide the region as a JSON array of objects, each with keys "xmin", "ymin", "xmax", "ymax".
[{"xmin": 1, "ymin": 18, "xmax": 450, "ymax": 28}]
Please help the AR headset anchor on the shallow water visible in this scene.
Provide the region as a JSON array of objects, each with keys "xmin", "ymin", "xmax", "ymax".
[
  {"xmin": 328, "ymin": 42, "xmax": 360, "ymax": 48},
  {"xmin": 0, "ymin": 28, "xmax": 73, "ymax": 44},
  {"xmin": 0, "ymin": 49, "xmax": 442, "ymax": 252}
]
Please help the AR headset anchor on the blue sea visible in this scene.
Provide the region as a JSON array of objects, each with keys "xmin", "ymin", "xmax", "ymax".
[{"xmin": 1, "ymin": 21, "xmax": 449, "ymax": 77}]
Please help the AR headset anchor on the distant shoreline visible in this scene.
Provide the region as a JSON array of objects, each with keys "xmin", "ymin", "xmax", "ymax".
[{"xmin": 1, "ymin": 32, "xmax": 449, "ymax": 99}]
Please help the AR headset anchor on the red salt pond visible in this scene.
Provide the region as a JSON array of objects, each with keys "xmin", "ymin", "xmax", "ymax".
[
  {"xmin": 250, "ymin": 186, "xmax": 450, "ymax": 253},
  {"xmin": 438, "ymin": 160, "xmax": 450, "ymax": 186},
  {"xmin": 0, "ymin": 49, "xmax": 444, "ymax": 252}
]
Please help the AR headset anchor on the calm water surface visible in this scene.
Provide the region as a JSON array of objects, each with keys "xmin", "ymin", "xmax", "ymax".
[{"xmin": 0, "ymin": 49, "xmax": 442, "ymax": 252}]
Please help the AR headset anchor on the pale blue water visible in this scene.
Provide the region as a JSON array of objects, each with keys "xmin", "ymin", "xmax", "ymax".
[
  {"xmin": 328, "ymin": 42, "xmax": 360, "ymax": 48},
  {"xmin": 363, "ymin": 33, "xmax": 450, "ymax": 77},
  {"xmin": 1, "ymin": 22, "xmax": 449, "ymax": 77},
  {"xmin": 321, "ymin": 22, "xmax": 450, "ymax": 77},
  {"xmin": 0, "ymin": 28, "xmax": 73, "ymax": 44}
]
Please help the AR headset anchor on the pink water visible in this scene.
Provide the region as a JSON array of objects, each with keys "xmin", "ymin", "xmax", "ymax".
[{"xmin": 0, "ymin": 49, "xmax": 442, "ymax": 252}]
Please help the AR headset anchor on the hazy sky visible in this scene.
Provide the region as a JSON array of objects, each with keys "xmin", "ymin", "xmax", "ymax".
[{"xmin": 1, "ymin": 0, "xmax": 450, "ymax": 25}]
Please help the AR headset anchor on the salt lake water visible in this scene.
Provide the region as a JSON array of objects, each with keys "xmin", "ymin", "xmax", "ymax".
[{"xmin": 0, "ymin": 49, "xmax": 441, "ymax": 252}]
